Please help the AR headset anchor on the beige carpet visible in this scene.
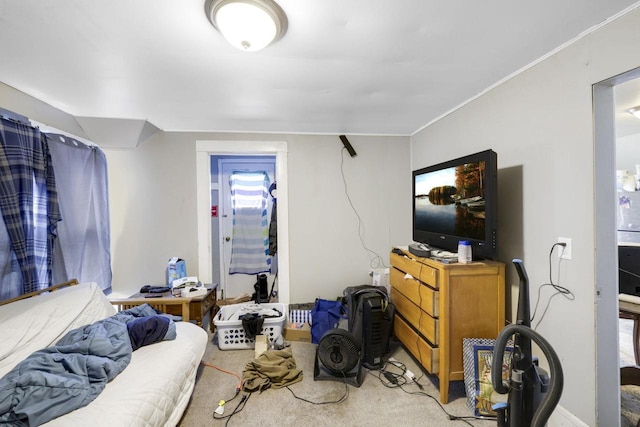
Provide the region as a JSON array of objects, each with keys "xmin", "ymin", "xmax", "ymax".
[
  {"xmin": 175, "ymin": 318, "xmax": 635, "ymax": 426},
  {"xmin": 177, "ymin": 333, "xmax": 495, "ymax": 427}
]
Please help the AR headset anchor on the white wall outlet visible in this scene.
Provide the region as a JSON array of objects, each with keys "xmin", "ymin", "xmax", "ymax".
[{"xmin": 558, "ymin": 237, "xmax": 572, "ymax": 260}]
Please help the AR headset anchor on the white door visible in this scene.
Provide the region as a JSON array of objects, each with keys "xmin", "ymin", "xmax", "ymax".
[{"xmin": 219, "ymin": 158, "xmax": 276, "ymax": 298}]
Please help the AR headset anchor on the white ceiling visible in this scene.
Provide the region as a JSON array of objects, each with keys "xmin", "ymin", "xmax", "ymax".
[{"xmin": 0, "ymin": 0, "xmax": 639, "ymax": 136}]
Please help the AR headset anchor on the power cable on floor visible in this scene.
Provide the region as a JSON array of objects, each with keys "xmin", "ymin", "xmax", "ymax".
[{"xmin": 370, "ymin": 359, "xmax": 495, "ymax": 426}]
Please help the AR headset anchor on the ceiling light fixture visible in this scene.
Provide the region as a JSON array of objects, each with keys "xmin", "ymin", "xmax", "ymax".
[
  {"xmin": 628, "ymin": 106, "xmax": 640, "ymax": 120},
  {"xmin": 205, "ymin": 0, "xmax": 288, "ymax": 52}
]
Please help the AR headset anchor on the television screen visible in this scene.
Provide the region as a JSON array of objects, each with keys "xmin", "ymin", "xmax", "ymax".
[{"xmin": 413, "ymin": 149, "xmax": 497, "ymax": 260}]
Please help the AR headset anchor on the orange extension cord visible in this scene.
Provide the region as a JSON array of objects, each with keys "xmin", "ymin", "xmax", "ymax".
[{"xmin": 200, "ymin": 361, "xmax": 243, "ymax": 391}]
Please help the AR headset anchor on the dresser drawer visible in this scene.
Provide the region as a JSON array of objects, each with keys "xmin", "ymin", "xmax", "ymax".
[
  {"xmin": 390, "ymin": 252, "xmax": 439, "ymax": 289},
  {"xmin": 390, "ymin": 267, "xmax": 439, "ymax": 317},
  {"xmin": 394, "ymin": 314, "xmax": 439, "ymax": 374},
  {"xmin": 390, "ymin": 287, "xmax": 438, "ymax": 345},
  {"xmin": 186, "ymin": 287, "xmax": 217, "ymax": 328},
  {"xmin": 199, "ymin": 288, "xmax": 217, "ymax": 313}
]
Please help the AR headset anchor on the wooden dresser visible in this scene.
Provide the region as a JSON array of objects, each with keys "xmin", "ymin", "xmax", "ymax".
[{"xmin": 390, "ymin": 248, "xmax": 505, "ymax": 403}]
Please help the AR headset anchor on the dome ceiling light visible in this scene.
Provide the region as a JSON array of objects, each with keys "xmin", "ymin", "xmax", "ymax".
[
  {"xmin": 205, "ymin": 0, "xmax": 288, "ymax": 52},
  {"xmin": 627, "ymin": 106, "xmax": 640, "ymax": 120}
]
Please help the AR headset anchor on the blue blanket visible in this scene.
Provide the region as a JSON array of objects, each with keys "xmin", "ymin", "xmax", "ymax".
[{"xmin": 0, "ymin": 305, "xmax": 175, "ymax": 426}]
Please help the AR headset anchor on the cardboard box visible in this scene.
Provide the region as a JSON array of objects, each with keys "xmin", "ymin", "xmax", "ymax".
[
  {"xmin": 254, "ymin": 335, "xmax": 268, "ymax": 358},
  {"xmin": 284, "ymin": 322, "xmax": 311, "ymax": 342}
]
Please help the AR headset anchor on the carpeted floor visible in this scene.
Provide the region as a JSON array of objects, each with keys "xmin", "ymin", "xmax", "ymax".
[
  {"xmin": 177, "ymin": 332, "xmax": 496, "ymax": 427},
  {"xmin": 175, "ymin": 318, "xmax": 636, "ymax": 426}
]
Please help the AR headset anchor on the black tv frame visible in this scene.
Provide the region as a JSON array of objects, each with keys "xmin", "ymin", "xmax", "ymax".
[{"xmin": 412, "ymin": 149, "xmax": 498, "ymax": 260}]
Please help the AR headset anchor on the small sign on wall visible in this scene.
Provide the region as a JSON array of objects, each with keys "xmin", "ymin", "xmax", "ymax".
[{"xmin": 211, "ymin": 205, "xmax": 218, "ymax": 217}]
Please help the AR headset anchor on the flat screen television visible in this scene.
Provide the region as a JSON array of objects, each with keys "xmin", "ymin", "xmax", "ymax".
[{"xmin": 412, "ymin": 149, "xmax": 498, "ymax": 260}]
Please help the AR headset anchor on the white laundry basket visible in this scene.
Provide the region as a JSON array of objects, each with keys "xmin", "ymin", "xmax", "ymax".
[{"xmin": 214, "ymin": 302, "xmax": 286, "ymax": 350}]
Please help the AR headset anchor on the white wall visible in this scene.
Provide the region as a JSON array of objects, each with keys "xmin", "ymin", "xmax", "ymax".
[
  {"xmin": 285, "ymin": 134, "xmax": 411, "ymax": 302},
  {"xmin": 106, "ymin": 132, "xmax": 411, "ymax": 302},
  {"xmin": 105, "ymin": 132, "xmax": 201, "ymax": 296},
  {"xmin": 411, "ymin": 8, "xmax": 640, "ymax": 426}
]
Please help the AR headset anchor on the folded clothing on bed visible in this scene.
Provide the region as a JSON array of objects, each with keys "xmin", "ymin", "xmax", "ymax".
[
  {"xmin": 113, "ymin": 303, "xmax": 178, "ymax": 348},
  {"xmin": 126, "ymin": 316, "xmax": 171, "ymax": 351}
]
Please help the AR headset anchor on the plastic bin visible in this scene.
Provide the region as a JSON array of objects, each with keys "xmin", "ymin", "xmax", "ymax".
[{"xmin": 214, "ymin": 302, "xmax": 286, "ymax": 350}]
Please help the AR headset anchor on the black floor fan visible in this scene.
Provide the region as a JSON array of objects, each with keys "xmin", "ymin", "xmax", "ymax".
[
  {"xmin": 491, "ymin": 259, "xmax": 564, "ymax": 427},
  {"xmin": 314, "ymin": 328, "xmax": 365, "ymax": 387}
]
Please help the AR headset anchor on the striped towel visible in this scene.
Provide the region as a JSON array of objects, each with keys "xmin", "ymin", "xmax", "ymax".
[{"xmin": 229, "ymin": 171, "xmax": 271, "ymax": 275}]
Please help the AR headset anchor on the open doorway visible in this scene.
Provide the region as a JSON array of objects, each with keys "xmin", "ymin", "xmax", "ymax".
[
  {"xmin": 213, "ymin": 156, "xmax": 276, "ymax": 299},
  {"xmin": 195, "ymin": 140, "xmax": 290, "ymax": 304},
  {"xmin": 593, "ymin": 66, "xmax": 640, "ymax": 423},
  {"xmin": 614, "ymin": 77, "xmax": 640, "ymax": 367}
]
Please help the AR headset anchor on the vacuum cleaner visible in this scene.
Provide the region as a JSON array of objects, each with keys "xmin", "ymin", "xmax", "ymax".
[{"xmin": 491, "ymin": 259, "xmax": 564, "ymax": 427}]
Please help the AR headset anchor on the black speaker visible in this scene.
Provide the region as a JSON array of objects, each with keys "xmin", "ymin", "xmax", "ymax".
[{"xmin": 339, "ymin": 135, "xmax": 357, "ymax": 157}]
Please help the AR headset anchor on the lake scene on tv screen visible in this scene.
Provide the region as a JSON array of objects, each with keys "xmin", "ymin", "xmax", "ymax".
[{"xmin": 415, "ymin": 160, "xmax": 486, "ymax": 239}]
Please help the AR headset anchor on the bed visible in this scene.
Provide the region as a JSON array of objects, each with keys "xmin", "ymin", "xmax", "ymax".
[{"xmin": 0, "ymin": 281, "xmax": 208, "ymax": 426}]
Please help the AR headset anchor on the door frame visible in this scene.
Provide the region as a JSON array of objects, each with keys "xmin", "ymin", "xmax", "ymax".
[
  {"xmin": 593, "ymin": 66, "xmax": 640, "ymax": 424},
  {"xmin": 218, "ymin": 157, "xmax": 276, "ymax": 298},
  {"xmin": 196, "ymin": 140, "xmax": 290, "ymax": 304}
]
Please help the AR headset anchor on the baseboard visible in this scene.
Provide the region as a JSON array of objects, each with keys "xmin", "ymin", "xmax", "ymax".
[{"xmin": 548, "ymin": 405, "xmax": 588, "ymax": 427}]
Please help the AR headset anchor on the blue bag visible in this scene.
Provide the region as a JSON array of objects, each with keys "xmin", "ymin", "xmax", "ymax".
[{"xmin": 310, "ymin": 299, "xmax": 347, "ymax": 344}]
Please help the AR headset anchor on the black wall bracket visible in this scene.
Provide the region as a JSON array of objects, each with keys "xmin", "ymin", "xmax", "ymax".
[{"xmin": 339, "ymin": 135, "xmax": 357, "ymax": 157}]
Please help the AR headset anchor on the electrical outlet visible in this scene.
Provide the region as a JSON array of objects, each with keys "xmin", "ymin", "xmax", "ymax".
[{"xmin": 558, "ymin": 237, "xmax": 572, "ymax": 260}]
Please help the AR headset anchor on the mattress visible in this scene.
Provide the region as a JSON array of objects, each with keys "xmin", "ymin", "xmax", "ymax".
[
  {"xmin": 42, "ymin": 321, "xmax": 207, "ymax": 427},
  {"xmin": 0, "ymin": 282, "xmax": 208, "ymax": 427}
]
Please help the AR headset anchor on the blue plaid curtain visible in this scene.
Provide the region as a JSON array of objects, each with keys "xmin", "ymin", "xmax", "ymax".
[{"xmin": 0, "ymin": 117, "xmax": 61, "ymax": 295}]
